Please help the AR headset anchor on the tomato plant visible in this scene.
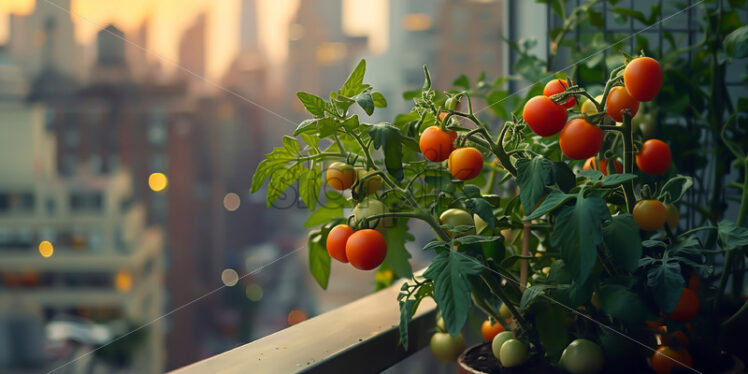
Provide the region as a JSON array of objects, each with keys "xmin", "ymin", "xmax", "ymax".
[
  {"xmin": 559, "ymin": 118, "xmax": 604, "ymax": 160},
  {"xmin": 251, "ymin": 54, "xmax": 748, "ymax": 373}
]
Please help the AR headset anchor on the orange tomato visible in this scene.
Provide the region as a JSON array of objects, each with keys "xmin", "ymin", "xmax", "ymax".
[
  {"xmin": 448, "ymin": 147, "xmax": 484, "ymax": 180},
  {"xmin": 651, "ymin": 346, "xmax": 693, "ymax": 374},
  {"xmin": 326, "ymin": 224, "xmax": 354, "ymax": 263},
  {"xmin": 668, "ymin": 288, "xmax": 699, "ymax": 322},
  {"xmin": 326, "ymin": 162, "xmax": 356, "ymax": 190},
  {"xmin": 633, "ymin": 200, "xmax": 667, "ymax": 231},
  {"xmin": 345, "ymin": 229, "xmax": 387, "ymax": 270},
  {"xmin": 605, "ymin": 86, "xmax": 640, "ymax": 122},
  {"xmin": 481, "ymin": 319, "xmax": 506, "ymax": 342},
  {"xmin": 583, "ymin": 157, "xmax": 623, "ymax": 176},
  {"xmin": 419, "ymin": 126, "xmax": 457, "ymax": 162}
]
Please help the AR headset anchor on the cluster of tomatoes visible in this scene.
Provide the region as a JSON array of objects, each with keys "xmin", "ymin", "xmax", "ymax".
[
  {"xmin": 523, "ymin": 57, "xmax": 672, "ymax": 174},
  {"xmin": 325, "ymin": 162, "xmax": 388, "ymax": 271},
  {"xmin": 419, "ymin": 124, "xmax": 484, "ymax": 181}
]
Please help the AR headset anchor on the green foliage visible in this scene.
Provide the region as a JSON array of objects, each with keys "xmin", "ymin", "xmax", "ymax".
[{"xmin": 423, "ymin": 251, "xmax": 483, "ymax": 336}]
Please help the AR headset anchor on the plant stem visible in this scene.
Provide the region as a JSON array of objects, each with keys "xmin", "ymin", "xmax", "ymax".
[
  {"xmin": 620, "ymin": 113, "xmax": 636, "ymax": 212},
  {"xmin": 678, "ymin": 226, "xmax": 718, "ymax": 238},
  {"xmin": 520, "ymin": 222, "xmax": 531, "ymax": 290},
  {"xmin": 717, "ymin": 157, "xmax": 748, "ymax": 315}
]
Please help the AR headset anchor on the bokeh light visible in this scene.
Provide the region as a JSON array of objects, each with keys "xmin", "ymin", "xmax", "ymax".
[
  {"xmin": 38, "ymin": 241, "xmax": 53, "ymax": 258},
  {"xmin": 115, "ymin": 270, "xmax": 133, "ymax": 292},
  {"xmin": 245, "ymin": 283, "xmax": 263, "ymax": 302},
  {"xmin": 287, "ymin": 309, "xmax": 307, "ymax": 326},
  {"xmin": 223, "ymin": 192, "xmax": 241, "ymax": 211},
  {"xmin": 221, "ymin": 268, "xmax": 239, "ymax": 286},
  {"xmin": 148, "ymin": 172, "xmax": 168, "ymax": 192}
]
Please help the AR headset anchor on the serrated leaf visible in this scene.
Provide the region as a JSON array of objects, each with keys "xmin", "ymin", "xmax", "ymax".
[
  {"xmin": 372, "ymin": 92, "xmax": 387, "ymax": 108},
  {"xmin": 456, "ymin": 235, "xmax": 502, "ymax": 245},
  {"xmin": 601, "ymin": 173, "xmax": 637, "ymax": 187},
  {"xmin": 282, "ymin": 136, "xmax": 301, "ymax": 155},
  {"xmin": 294, "ymin": 119, "xmax": 318, "ymax": 136},
  {"xmin": 423, "ymin": 241, "xmax": 450, "ymax": 251},
  {"xmin": 718, "ymin": 220, "xmax": 748, "ymax": 250},
  {"xmin": 578, "ymin": 169, "xmax": 604, "ymax": 181},
  {"xmin": 308, "ymin": 230, "xmax": 331, "ymax": 289},
  {"xmin": 516, "ymin": 157, "xmax": 556, "ymax": 213},
  {"xmin": 598, "ymin": 283, "xmax": 647, "ymax": 323},
  {"xmin": 340, "ymin": 59, "xmax": 367, "ymax": 97},
  {"xmin": 250, "ymin": 147, "xmax": 296, "ymax": 193},
  {"xmin": 299, "ymin": 164, "xmax": 321, "ymax": 211},
  {"xmin": 398, "ymin": 298, "xmax": 415, "ymax": 349},
  {"xmin": 297, "ymin": 92, "xmax": 326, "ymax": 117},
  {"xmin": 647, "ymin": 260, "xmax": 685, "ymax": 313},
  {"xmin": 341, "ymin": 115, "xmax": 359, "ymax": 130},
  {"xmin": 724, "ymin": 25, "xmax": 748, "ymax": 59},
  {"xmin": 554, "ymin": 162, "xmax": 576, "ymax": 193},
  {"xmin": 317, "ymin": 118, "xmax": 339, "ymax": 138},
  {"xmin": 383, "ymin": 219, "xmax": 414, "ymax": 278},
  {"xmin": 423, "ymin": 251, "xmax": 483, "ymax": 336},
  {"xmin": 267, "ymin": 162, "xmax": 304, "ymax": 207},
  {"xmin": 524, "ymin": 189, "xmax": 572, "ymax": 220},
  {"xmin": 354, "ymin": 92, "xmax": 374, "ymax": 115},
  {"xmin": 658, "ymin": 175, "xmax": 693, "ymax": 203},
  {"xmin": 465, "ymin": 198, "xmax": 496, "ymax": 232},
  {"xmin": 453, "ymin": 74, "xmax": 470, "ymax": 90},
  {"xmin": 602, "ymin": 214, "xmax": 642, "ymax": 272},
  {"xmin": 369, "ymin": 123, "xmax": 404, "ymax": 180},
  {"xmin": 520, "ymin": 285, "xmax": 552, "ymax": 311},
  {"xmin": 550, "ymin": 192, "xmax": 611, "ymax": 284}
]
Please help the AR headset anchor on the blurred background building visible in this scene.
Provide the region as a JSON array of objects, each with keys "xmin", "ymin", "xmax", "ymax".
[{"xmin": 0, "ymin": 0, "xmax": 507, "ymax": 372}]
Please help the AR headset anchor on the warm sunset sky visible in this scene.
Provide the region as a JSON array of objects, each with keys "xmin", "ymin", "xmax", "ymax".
[{"xmin": 0, "ymin": 0, "xmax": 388, "ymax": 78}]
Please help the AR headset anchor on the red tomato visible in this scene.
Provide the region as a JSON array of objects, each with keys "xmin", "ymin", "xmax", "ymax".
[
  {"xmin": 651, "ymin": 346, "xmax": 693, "ymax": 374},
  {"xmin": 669, "ymin": 288, "xmax": 699, "ymax": 322},
  {"xmin": 624, "ymin": 57, "xmax": 663, "ymax": 102},
  {"xmin": 481, "ymin": 320, "xmax": 506, "ymax": 342},
  {"xmin": 448, "ymin": 147, "xmax": 484, "ymax": 180},
  {"xmin": 419, "ymin": 126, "xmax": 457, "ymax": 162},
  {"xmin": 345, "ymin": 229, "xmax": 387, "ymax": 270},
  {"xmin": 636, "ymin": 139, "xmax": 672, "ymax": 175},
  {"xmin": 543, "ymin": 79, "xmax": 576, "ymax": 108},
  {"xmin": 522, "ymin": 96, "xmax": 568, "ymax": 137},
  {"xmin": 559, "ymin": 118, "xmax": 604, "ymax": 160},
  {"xmin": 326, "ymin": 224, "xmax": 354, "ymax": 263},
  {"xmin": 605, "ymin": 86, "xmax": 640, "ymax": 122},
  {"xmin": 583, "ymin": 157, "xmax": 623, "ymax": 176}
]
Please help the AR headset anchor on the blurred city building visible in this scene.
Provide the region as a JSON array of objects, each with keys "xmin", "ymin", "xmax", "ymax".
[{"xmin": 0, "ymin": 54, "xmax": 165, "ymax": 373}]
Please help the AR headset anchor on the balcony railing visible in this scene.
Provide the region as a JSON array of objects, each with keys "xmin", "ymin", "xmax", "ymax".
[{"xmin": 170, "ymin": 272, "xmax": 437, "ymax": 374}]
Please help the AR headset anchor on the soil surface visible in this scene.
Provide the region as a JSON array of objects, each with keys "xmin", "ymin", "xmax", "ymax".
[{"xmin": 460, "ymin": 343, "xmax": 565, "ymax": 374}]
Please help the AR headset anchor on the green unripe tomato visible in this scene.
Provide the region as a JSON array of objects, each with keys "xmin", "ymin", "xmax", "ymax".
[
  {"xmin": 430, "ymin": 332, "xmax": 466, "ymax": 363},
  {"xmin": 439, "ymin": 208, "xmax": 474, "ymax": 236},
  {"xmin": 445, "ymin": 97, "xmax": 458, "ymax": 111},
  {"xmin": 499, "ymin": 339, "xmax": 529, "ymax": 368},
  {"xmin": 499, "ymin": 303, "xmax": 512, "ymax": 320},
  {"xmin": 352, "ymin": 168, "xmax": 382, "ymax": 196},
  {"xmin": 353, "ymin": 198, "xmax": 390, "ymax": 230},
  {"xmin": 559, "ymin": 339, "xmax": 605, "ymax": 374},
  {"xmin": 435, "ymin": 317, "xmax": 446, "ymax": 332},
  {"xmin": 491, "ymin": 331, "xmax": 515, "ymax": 359}
]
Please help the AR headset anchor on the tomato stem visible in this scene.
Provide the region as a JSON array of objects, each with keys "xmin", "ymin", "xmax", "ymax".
[{"xmin": 620, "ymin": 113, "xmax": 636, "ymax": 213}]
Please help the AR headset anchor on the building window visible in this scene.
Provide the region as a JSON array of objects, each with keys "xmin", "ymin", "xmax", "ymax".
[
  {"xmin": 62, "ymin": 155, "xmax": 77, "ymax": 175},
  {"xmin": 69, "ymin": 192, "xmax": 103, "ymax": 212},
  {"xmin": 149, "ymin": 154, "xmax": 167, "ymax": 172},
  {"xmin": 89, "ymin": 155, "xmax": 102, "ymax": 174},
  {"xmin": 46, "ymin": 198, "xmax": 56, "ymax": 214},
  {"xmin": 0, "ymin": 192, "xmax": 35, "ymax": 213},
  {"xmin": 64, "ymin": 127, "xmax": 79, "ymax": 148}
]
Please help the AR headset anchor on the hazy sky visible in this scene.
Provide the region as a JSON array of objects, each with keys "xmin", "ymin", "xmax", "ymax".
[{"xmin": 0, "ymin": 0, "xmax": 388, "ymax": 78}]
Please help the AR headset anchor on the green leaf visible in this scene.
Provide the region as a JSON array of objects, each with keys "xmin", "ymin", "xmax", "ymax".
[
  {"xmin": 724, "ymin": 25, "xmax": 748, "ymax": 60},
  {"xmin": 317, "ymin": 118, "xmax": 339, "ymax": 138},
  {"xmin": 423, "ymin": 240, "xmax": 450, "ymax": 251},
  {"xmin": 267, "ymin": 162, "xmax": 305, "ymax": 207},
  {"xmin": 398, "ymin": 298, "xmax": 415, "ymax": 349},
  {"xmin": 383, "ymin": 219, "xmax": 414, "ymax": 278},
  {"xmin": 554, "ymin": 162, "xmax": 576, "ymax": 193},
  {"xmin": 601, "ymin": 173, "xmax": 637, "ymax": 187},
  {"xmin": 299, "ymin": 164, "xmax": 321, "ymax": 211},
  {"xmin": 372, "ymin": 92, "xmax": 387, "ymax": 108},
  {"xmin": 250, "ymin": 146, "xmax": 296, "ymax": 193},
  {"xmin": 646, "ymin": 260, "xmax": 685, "ymax": 313},
  {"xmin": 423, "ymin": 251, "xmax": 483, "ymax": 336},
  {"xmin": 341, "ymin": 115, "xmax": 360, "ymax": 130},
  {"xmin": 550, "ymin": 192, "xmax": 611, "ymax": 284},
  {"xmin": 354, "ymin": 92, "xmax": 375, "ymax": 115},
  {"xmin": 520, "ymin": 284, "xmax": 552, "ymax": 311},
  {"xmin": 658, "ymin": 175, "xmax": 693, "ymax": 203},
  {"xmin": 294, "ymin": 119, "xmax": 318, "ymax": 136},
  {"xmin": 369, "ymin": 123, "xmax": 405, "ymax": 180},
  {"xmin": 486, "ymin": 90, "xmax": 510, "ymax": 120},
  {"xmin": 578, "ymin": 169, "xmax": 603, "ymax": 181},
  {"xmin": 340, "ymin": 59, "xmax": 367, "ymax": 97},
  {"xmin": 456, "ymin": 235, "xmax": 502, "ymax": 246},
  {"xmin": 282, "ymin": 136, "xmax": 300, "ymax": 155},
  {"xmin": 453, "ymin": 74, "xmax": 470, "ymax": 90},
  {"xmin": 535, "ymin": 303, "xmax": 570, "ymax": 360},
  {"xmin": 602, "ymin": 214, "xmax": 642, "ymax": 272},
  {"xmin": 465, "ymin": 198, "xmax": 496, "ymax": 232},
  {"xmin": 516, "ymin": 157, "xmax": 556, "ymax": 213},
  {"xmin": 308, "ymin": 230, "xmax": 331, "ymax": 289},
  {"xmin": 524, "ymin": 190, "xmax": 572, "ymax": 220},
  {"xmin": 598, "ymin": 283, "xmax": 647, "ymax": 323},
  {"xmin": 718, "ymin": 220, "xmax": 748, "ymax": 250},
  {"xmin": 304, "ymin": 192, "xmax": 346, "ymax": 228},
  {"xmin": 296, "ymin": 92, "xmax": 327, "ymax": 117}
]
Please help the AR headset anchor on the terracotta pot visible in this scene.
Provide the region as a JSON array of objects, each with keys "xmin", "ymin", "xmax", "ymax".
[{"xmin": 458, "ymin": 343, "xmax": 745, "ymax": 374}]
